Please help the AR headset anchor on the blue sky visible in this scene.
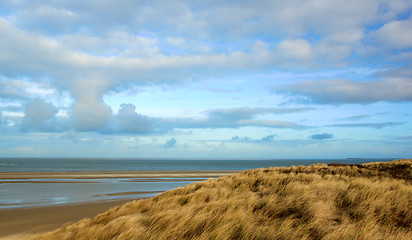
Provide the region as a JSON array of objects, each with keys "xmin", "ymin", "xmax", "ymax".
[{"xmin": 0, "ymin": 0, "xmax": 411, "ymax": 159}]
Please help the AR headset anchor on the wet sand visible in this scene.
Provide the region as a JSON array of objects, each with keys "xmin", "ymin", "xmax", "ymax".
[
  {"xmin": 0, "ymin": 170, "xmax": 238, "ymax": 239},
  {"xmin": 0, "ymin": 199, "xmax": 132, "ymax": 239}
]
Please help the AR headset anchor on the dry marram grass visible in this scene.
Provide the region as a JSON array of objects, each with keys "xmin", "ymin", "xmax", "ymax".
[{"xmin": 28, "ymin": 159, "xmax": 412, "ymax": 240}]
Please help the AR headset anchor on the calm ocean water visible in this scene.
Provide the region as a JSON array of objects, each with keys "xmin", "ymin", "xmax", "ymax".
[
  {"xmin": 0, "ymin": 158, "xmax": 396, "ymax": 209},
  {"xmin": 0, "ymin": 158, "xmax": 396, "ymax": 172}
]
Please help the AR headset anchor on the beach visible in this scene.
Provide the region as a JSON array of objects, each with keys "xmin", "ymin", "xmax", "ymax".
[
  {"xmin": 0, "ymin": 170, "xmax": 238, "ymax": 239},
  {"xmin": 0, "ymin": 199, "xmax": 131, "ymax": 239}
]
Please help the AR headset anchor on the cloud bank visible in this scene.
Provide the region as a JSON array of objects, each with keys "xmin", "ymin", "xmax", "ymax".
[
  {"xmin": 275, "ymin": 78, "xmax": 412, "ymax": 104},
  {"xmin": 162, "ymin": 107, "xmax": 310, "ymax": 131},
  {"xmin": 17, "ymin": 103, "xmax": 312, "ymax": 134}
]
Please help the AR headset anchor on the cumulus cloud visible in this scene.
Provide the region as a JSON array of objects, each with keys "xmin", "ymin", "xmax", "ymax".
[
  {"xmin": 20, "ymin": 98, "xmax": 64, "ymax": 132},
  {"xmin": 164, "ymin": 138, "xmax": 177, "ymax": 148},
  {"xmin": 15, "ymin": 103, "xmax": 310, "ymax": 135},
  {"xmin": 260, "ymin": 134, "xmax": 276, "ymax": 142},
  {"xmin": 1, "ymin": 14, "xmax": 314, "ymax": 132},
  {"xmin": 68, "ymin": 78, "xmax": 113, "ymax": 132},
  {"xmin": 115, "ymin": 103, "xmax": 154, "ymax": 134},
  {"xmin": 275, "ymin": 78, "xmax": 412, "ymax": 104},
  {"xmin": 67, "ymin": 104, "xmax": 312, "ymax": 134},
  {"xmin": 231, "ymin": 135, "xmax": 276, "ymax": 143},
  {"xmin": 309, "ymin": 133, "xmax": 333, "ymax": 140},
  {"xmin": 71, "ymin": 96, "xmax": 112, "ymax": 132}
]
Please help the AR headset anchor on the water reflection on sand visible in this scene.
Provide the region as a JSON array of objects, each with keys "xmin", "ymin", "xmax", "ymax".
[{"xmin": 0, "ymin": 173, "xmax": 228, "ymax": 209}]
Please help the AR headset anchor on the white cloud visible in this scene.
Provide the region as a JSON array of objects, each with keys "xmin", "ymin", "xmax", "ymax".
[
  {"xmin": 315, "ymin": 29, "xmax": 363, "ymax": 62},
  {"xmin": 14, "ymin": 100, "xmax": 314, "ymax": 134},
  {"xmin": 21, "ymin": 98, "xmax": 62, "ymax": 132},
  {"xmin": 115, "ymin": 103, "xmax": 154, "ymax": 134},
  {"xmin": 71, "ymin": 100, "xmax": 112, "ymax": 132},
  {"xmin": 326, "ymin": 29, "xmax": 364, "ymax": 45},
  {"xmin": 276, "ymin": 39, "xmax": 313, "ymax": 60},
  {"xmin": 370, "ymin": 17, "xmax": 412, "ymax": 49}
]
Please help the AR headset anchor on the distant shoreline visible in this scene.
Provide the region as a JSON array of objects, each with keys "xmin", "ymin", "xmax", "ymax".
[
  {"xmin": 0, "ymin": 170, "xmax": 239, "ymax": 179},
  {"xmin": 0, "ymin": 158, "xmax": 397, "ymax": 173}
]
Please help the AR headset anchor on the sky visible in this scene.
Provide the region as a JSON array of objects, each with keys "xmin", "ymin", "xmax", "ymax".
[{"xmin": 0, "ymin": 0, "xmax": 412, "ymax": 159}]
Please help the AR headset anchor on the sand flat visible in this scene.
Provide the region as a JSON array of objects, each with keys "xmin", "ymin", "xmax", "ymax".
[{"xmin": 0, "ymin": 199, "xmax": 132, "ymax": 239}]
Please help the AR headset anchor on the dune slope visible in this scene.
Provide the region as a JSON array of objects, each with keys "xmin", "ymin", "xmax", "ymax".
[{"xmin": 29, "ymin": 159, "xmax": 412, "ymax": 240}]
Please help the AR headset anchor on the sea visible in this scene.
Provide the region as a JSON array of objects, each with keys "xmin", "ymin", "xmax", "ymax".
[{"xmin": 0, "ymin": 158, "xmax": 396, "ymax": 209}]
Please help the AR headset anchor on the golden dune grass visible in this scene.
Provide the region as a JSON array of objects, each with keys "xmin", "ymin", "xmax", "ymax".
[{"xmin": 28, "ymin": 159, "xmax": 412, "ymax": 240}]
